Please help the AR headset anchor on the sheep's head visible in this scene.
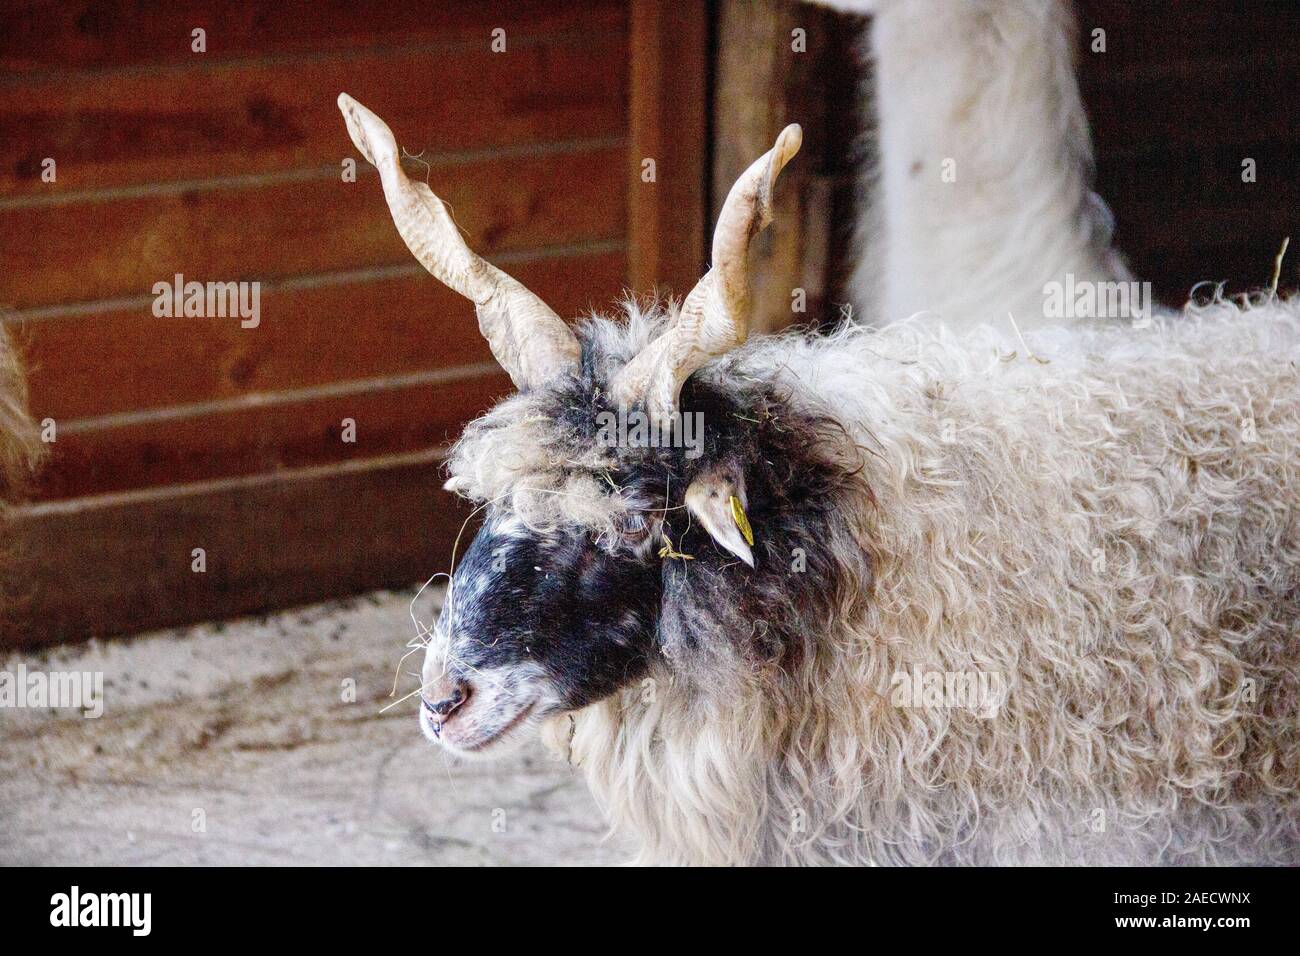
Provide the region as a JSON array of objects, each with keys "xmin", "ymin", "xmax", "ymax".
[{"xmin": 341, "ymin": 95, "xmax": 863, "ymax": 756}]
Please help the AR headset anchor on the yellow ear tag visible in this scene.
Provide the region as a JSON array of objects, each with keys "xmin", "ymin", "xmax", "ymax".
[{"xmin": 729, "ymin": 495, "xmax": 754, "ymax": 547}]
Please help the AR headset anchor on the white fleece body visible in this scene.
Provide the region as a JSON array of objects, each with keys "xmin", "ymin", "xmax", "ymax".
[{"xmin": 559, "ymin": 300, "xmax": 1300, "ymax": 865}]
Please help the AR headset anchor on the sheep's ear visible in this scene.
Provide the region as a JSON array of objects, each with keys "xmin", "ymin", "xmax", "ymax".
[{"xmin": 684, "ymin": 467, "xmax": 754, "ymax": 568}]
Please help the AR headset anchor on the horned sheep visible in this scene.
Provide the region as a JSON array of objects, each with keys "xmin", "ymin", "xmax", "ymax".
[{"xmin": 337, "ymin": 55, "xmax": 1299, "ymax": 866}]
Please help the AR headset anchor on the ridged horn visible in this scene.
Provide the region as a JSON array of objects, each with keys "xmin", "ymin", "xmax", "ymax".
[
  {"xmin": 338, "ymin": 93, "xmax": 579, "ymax": 390},
  {"xmin": 613, "ymin": 124, "xmax": 802, "ymax": 419}
]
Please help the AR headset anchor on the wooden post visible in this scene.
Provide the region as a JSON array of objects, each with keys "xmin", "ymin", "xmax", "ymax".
[
  {"xmin": 627, "ymin": 0, "xmax": 709, "ymax": 299},
  {"xmin": 713, "ymin": 0, "xmax": 863, "ymax": 333}
]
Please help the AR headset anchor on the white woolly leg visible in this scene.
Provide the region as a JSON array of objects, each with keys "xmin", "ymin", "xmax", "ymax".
[{"xmin": 835, "ymin": 0, "xmax": 1130, "ymax": 329}]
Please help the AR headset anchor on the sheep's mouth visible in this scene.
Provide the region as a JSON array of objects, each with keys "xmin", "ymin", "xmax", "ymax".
[{"xmin": 421, "ymin": 694, "xmax": 539, "ymax": 755}]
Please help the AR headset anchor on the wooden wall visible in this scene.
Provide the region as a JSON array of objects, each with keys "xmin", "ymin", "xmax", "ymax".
[
  {"xmin": 0, "ymin": 0, "xmax": 706, "ymax": 645},
  {"xmin": 712, "ymin": 0, "xmax": 862, "ymax": 332},
  {"xmin": 1076, "ymin": 0, "xmax": 1300, "ymax": 302},
  {"xmin": 5, "ymin": 0, "xmax": 1295, "ymax": 645}
]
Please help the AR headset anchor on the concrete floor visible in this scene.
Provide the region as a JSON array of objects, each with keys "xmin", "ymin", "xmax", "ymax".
[{"xmin": 0, "ymin": 588, "xmax": 628, "ymax": 865}]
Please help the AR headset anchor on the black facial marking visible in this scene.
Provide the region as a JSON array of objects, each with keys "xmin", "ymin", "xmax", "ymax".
[{"xmin": 449, "ymin": 514, "xmax": 662, "ymax": 710}]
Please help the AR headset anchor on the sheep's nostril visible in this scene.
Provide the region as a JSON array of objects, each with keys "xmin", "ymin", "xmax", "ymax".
[{"xmin": 424, "ymin": 681, "xmax": 470, "ymax": 718}]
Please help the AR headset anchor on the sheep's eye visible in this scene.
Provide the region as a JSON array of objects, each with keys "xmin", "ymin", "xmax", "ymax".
[{"xmin": 617, "ymin": 512, "xmax": 651, "ymax": 543}]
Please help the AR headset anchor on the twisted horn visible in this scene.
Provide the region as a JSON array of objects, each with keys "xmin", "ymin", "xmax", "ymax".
[
  {"xmin": 338, "ymin": 93, "xmax": 580, "ymax": 390},
  {"xmin": 613, "ymin": 124, "xmax": 802, "ymax": 419}
]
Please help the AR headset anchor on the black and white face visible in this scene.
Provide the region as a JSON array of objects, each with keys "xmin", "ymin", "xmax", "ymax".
[
  {"xmin": 417, "ymin": 367, "xmax": 782, "ymax": 756},
  {"xmin": 416, "ymin": 349, "xmax": 864, "ymax": 758},
  {"xmin": 418, "ymin": 508, "xmax": 665, "ymax": 756}
]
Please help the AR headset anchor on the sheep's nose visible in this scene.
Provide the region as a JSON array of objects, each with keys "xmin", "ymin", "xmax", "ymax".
[{"xmin": 422, "ymin": 677, "xmax": 470, "ymax": 718}]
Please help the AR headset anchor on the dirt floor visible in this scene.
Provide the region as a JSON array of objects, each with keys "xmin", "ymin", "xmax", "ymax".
[{"xmin": 0, "ymin": 588, "xmax": 629, "ymax": 865}]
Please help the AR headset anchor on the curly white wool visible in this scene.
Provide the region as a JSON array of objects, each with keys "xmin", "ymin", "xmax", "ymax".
[{"xmin": 527, "ymin": 297, "xmax": 1300, "ymax": 865}]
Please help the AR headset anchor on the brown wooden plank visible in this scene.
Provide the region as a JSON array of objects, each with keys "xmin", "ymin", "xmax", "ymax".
[
  {"xmin": 35, "ymin": 371, "xmax": 514, "ymax": 500},
  {"xmin": 1, "ymin": 450, "xmax": 475, "ymax": 647},
  {"xmin": 626, "ymin": 0, "xmax": 707, "ymax": 299},
  {"xmin": 0, "ymin": 146, "xmax": 625, "ymax": 310},
  {"xmin": 0, "ymin": 36, "xmax": 628, "ymax": 196},
  {"xmin": 713, "ymin": 0, "xmax": 861, "ymax": 333},
  {"xmin": 0, "ymin": 0, "xmax": 627, "ymax": 72},
  {"xmin": 16, "ymin": 250, "xmax": 625, "ymax": 419}
]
